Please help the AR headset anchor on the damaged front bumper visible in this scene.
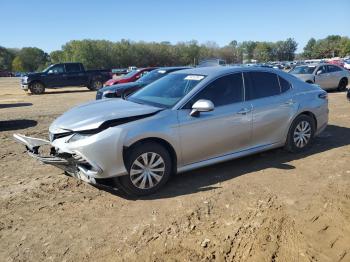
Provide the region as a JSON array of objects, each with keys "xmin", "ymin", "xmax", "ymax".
[{"xmin": 13, "ymin": 133, "xmax": 101, "ymax": 184}]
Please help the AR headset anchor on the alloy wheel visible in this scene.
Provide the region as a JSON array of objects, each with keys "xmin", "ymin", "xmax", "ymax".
[
  {"xmin": 93, "ymin": 81, "xmax": 102, "ymax": 89},
  {"xmin": 293, "ymin": 121, "xmax": 311, "ymax": 148},
  {"xmin": 32, "ymin": 83, "xmax": 43, "ymax": 93},
  {"xmin": 130, "ymin": 152, "xmax": 165, "ymax": 189}
]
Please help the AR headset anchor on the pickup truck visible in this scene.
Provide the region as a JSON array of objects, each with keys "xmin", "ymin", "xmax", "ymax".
[{"xmin": 21, "ymin": 63, "xmax": 111, "ymax": 94}]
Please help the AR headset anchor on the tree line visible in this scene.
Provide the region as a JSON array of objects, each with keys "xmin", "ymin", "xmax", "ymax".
[{"xmin": 1, "ymin": 35, "xmax": 349, "ymax": 72}]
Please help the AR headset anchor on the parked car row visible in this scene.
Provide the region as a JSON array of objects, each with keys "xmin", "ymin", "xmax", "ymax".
[
  {"xmin": 289, "ymin": 63, "xmax": 350, "ymax": 91},
  {"xmin": 14, "ymin": 66, "xmax": 329, "ymax": 196},
  {"xmin": 96, "ymin": 67, "xmax": 191, "ymax": 99},
  {"xmin": 104, "ymin": 67, "xmax": 157, "ymax": 87}
]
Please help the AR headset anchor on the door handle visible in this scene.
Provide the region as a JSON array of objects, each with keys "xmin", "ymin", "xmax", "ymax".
[
  {"xmin": 284, "ymin": 99, "xmax": 295, "ymax": 105},
  {"xmin": 237, "ymin": 108, "xmax": 251, "ymax": 115}
]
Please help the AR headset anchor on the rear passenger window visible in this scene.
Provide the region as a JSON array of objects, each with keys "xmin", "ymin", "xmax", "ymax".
[
  {"xmin": 278, "ymin": 76, "xmax": 291, "ymax": 93},
  {"xmin": 65, "ymin": 63, "xmax": 81, "ymax": 72},
  {"xmin": 186, "ymin": 73, "xmax": 243, "ymax": 107},
  {"xmin": 327, "ymin": 65, "xmax": 341, "ymax": 72},
  {"xmin": 244, "ymin": 72, "xmax": 280, "ymax": 100}
]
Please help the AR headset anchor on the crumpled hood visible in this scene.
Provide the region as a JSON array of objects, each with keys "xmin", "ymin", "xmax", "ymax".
[
  {"xmin": 49, "ymin": 98, "xmax": 160, "ymax": 133},
  {"xmin": 291, "ymin": 73, "xmax": 314, "ymax": 82}
]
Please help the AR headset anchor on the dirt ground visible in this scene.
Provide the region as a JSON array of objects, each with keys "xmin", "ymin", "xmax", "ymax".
[{"xmin": 0, "ymin": 77, "xmax": 349, "ymax": 262}]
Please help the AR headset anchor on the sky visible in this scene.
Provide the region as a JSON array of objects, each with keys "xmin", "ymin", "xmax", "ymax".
[{"xmin": 1, "ymin": 0, "xmax": 349, "ymax": 53}]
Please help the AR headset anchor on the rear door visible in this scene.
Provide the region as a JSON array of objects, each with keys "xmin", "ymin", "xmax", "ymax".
[
  {"xmin": 177, "ymin": 73, "xmax": 252, "ymax": 165},
  {"xmin": 326, "ymin": 65, "xmax": 343, "ymax": 88},
  {"xmin": 65, "ymin": 63, "xmax": 85, "ymax": 86},
  {"xmin": 244, "ymin": 71, "xmax": 296, "ymax": 147}
]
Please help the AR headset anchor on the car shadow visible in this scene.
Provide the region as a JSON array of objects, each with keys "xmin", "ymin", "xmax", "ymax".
[
  {"xmin": 0, "ymin": 119, "xmax": 37, "ymax": 132},
  {"xmin": 93, "ymin": 124, "xmax": 350, "ymax": 200},
  {"xmin": 0, "ymin": 103, "xmax": 33, "ymax": 109}
]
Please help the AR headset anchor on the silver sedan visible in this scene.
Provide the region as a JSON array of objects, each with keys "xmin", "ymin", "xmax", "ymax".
[
  {"xmin": 290, "ymin": 63, "xmax": 350, "ymax": 91},
  {"xmin": 14, "ymin": 67, "xmax": 329, "ymax": 196}
]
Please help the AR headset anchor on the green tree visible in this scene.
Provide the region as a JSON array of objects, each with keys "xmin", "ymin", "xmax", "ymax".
[
  {"xmin": 12, "ymin": 56, "xmax": 24, "ymax": 71},
  {"xmin": 49, "ymin": 50, "xmax": 64, "ymax": 64},
  {"xmin": 0, "ymin": 46, "xmax": 15, "ymax": 70},
  {"xmin": 18, "ymin": 47, "xmax": 48, "ymax": 71},
  {"xmin": 303, "ymin": 38, "xmax": 317, "ymax": 59},
  {"xmin": 240, "ymin": 41, "xmax": 257, "ymax": 62}
]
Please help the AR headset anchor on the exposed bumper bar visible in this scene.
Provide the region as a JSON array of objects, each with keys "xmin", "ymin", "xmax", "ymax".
[{"xmin": 13, "ymin": 133, "xmax": 101, "ymax": 183}]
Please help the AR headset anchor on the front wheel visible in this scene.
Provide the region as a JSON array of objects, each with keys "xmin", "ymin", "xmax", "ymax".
[
  {"xmin": 88, "ymin": 80, "xmax": 103, "ymax": 91},
  {"xmin": 29, "ymin": 82, "xmax": 45, "ymax": 94},
  {"xmin": 119, "ymin": 142, "xmax": 172, "ymax": 196},
  {"xmin": 285, "ymin": 114, "xmax": 315, "ymax": 153}
]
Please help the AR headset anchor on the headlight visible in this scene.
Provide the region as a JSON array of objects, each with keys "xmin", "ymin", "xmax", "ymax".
[
  {"xmin": 67, "ymin": 133, "xmax": 92, "ymax": 143},
  {"xmin": 22, "ymin": 76, "xmax": 28, "ymax": 83}
]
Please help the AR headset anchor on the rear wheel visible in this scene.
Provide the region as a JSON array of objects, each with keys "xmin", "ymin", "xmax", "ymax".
[
  {"xmin": 29, "ymin": 82, "xmax": 45, "ymax": 94},
  {"xmin": 88, "ymin": 80, "xmax": 103, "ymax": 91},
  {"xmin": 285, "ymin": 114, "xmax": 315, "ymax": 153},
  {"xmin": 337, "ymin": 78, "xmax": 348, "ymax": 92},
  {"xmin": 119, "ymin": 142, "xmax": 172, "ymax": 196}
]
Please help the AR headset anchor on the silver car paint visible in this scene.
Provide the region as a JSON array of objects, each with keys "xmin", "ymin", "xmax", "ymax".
[
  {"xmin": 14, "ymin": 67, "xmax": 328, "ymax": 181},
  {"xmin": 291, "ymin": 64, "xmax": 350, "ymax": 90}
]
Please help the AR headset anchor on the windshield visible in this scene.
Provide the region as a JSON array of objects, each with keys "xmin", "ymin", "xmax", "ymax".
[
  {"xmin": 137, "ymin": 69, "xmax": 167, "ymax": 83},
  {"xmin": 290, "ymin": 66, "xmax": 316, "ymax": 74},
  {"xmin": 122, "ymin": 70, "xmax": 140, "ymax": 78},
  {"xmin": 128, "ymin": 73, "xmax": 205, "ymax": 108}
]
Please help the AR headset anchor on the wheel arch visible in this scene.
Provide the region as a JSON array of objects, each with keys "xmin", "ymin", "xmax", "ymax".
[
  {"xmin": 29, "ymin": 80, "xmax": 46, "ymax": 88},
  {"xmin": 293, "ymin": 111, "xmax": 318, "ymax": 130},
  {"xmin": 123, "ymin": 137, "xmax": 178, "ymax": 175},
  {"xmin": 340, "ymin": 77, "xmax": 348, "ymax": 85}
]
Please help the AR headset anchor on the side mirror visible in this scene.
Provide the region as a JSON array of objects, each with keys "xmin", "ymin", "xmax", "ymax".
[
  {"xmin": 48, "ymin": 69, "xmax": 54, "ymax": 74},
  {"xmin": 316, "ymin": 70, "xmax": 323, "ymax": 75},
  {"xmin": 190, "ymin": 99, "xmax": 214, "ymax": 117}
]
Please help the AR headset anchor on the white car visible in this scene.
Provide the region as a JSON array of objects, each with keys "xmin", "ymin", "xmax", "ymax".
[{"xmin": 343, "ymin": 60, "xmax": 350, "ymax": 70}]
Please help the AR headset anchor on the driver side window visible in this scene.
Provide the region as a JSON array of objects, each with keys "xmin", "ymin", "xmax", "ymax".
[
  {"xmin": 184, "ymin": 73, "xmax": 244, "ymax": 108},
  {"xmin": 317, "ymin": 66, "xmax": 327, "ymax": 74},
  {"xmin": 50, "ymin": 65, "xmax": 65, "ymax": 73}
]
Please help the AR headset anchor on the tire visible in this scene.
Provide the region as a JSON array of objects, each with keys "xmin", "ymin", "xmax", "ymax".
[
  {"xmin": 337, "ymin": 78, "xmax": 348, "ymax": 92},
  {"xmin": 285, "ymin": 114, "xmax": 315, "ymax": 153},
  {"xmin": 119, "ymin": 142, "xmax": 172, "ymax": 196},
  {"xmin": 29, "ymin": 82, "xmax": 45, "ymax": 94},
  {"xmin": 88, "ymin": 79, "xmax": 103, "ymax": 91}
]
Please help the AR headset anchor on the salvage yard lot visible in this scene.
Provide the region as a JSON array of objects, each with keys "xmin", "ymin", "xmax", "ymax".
[{"xmin": 0, "ymin": 77, "xmax": 350, "ymax": 261}]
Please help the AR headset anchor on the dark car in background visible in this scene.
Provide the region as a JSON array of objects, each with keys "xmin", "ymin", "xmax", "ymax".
[
  {"xmin": 21, "ymin": 63, "xmax": 111, "ymax": 94},
  {"xmin": 0, "ymin": 70, "xmax": 14, "ymax": 77},
  {"xmin": 103, "ymin": 67, "xmax": 157, "ymax": 87},
  {"xmin": 96, "ymin": 67, "xmax": 190, "ymax": 100}
]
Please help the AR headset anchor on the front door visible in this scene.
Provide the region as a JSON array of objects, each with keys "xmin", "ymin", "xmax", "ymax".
[
  {"xmin": 45, "ymin": 64, "xmax": 66, "ymax": 87},
  {"xmin": 177, "ymin": 73, "xmax": 252, "ymax": 166}
]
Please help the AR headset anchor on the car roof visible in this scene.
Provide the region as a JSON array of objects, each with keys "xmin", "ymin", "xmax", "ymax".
[
  {"xmin": 154, "ymin": 66, "xmax": 191, "ymax": 72},
  {"xmin": 171, "ymin": 65, "xmax": 279, "ymax": 77}
]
